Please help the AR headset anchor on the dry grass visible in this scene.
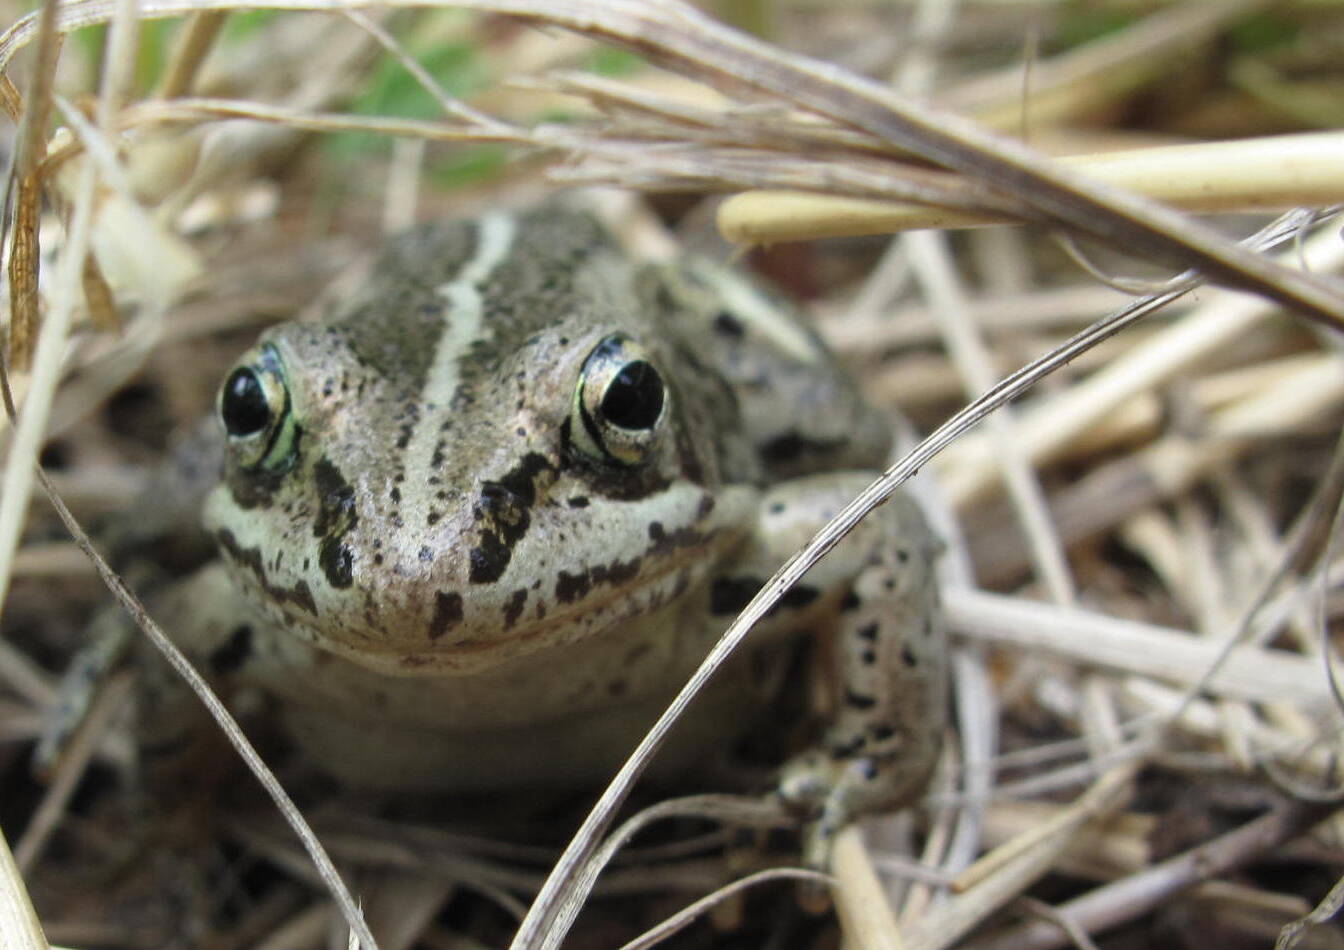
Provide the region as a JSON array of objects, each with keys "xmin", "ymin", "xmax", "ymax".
[{"xmin": 1, "ymin": 1, "xmax": 1343, "ymax": 948}]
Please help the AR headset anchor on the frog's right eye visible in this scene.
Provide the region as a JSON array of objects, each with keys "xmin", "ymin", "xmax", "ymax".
[{"xmin": 218, "ymin": 345, "xmax": 296, "ymax": 470}]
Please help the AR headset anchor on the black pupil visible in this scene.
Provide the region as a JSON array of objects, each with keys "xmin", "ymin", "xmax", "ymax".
[
  {"xmin": 601, "ymin": 360, "xmax": 664, "ymax": 430},
  {"xmin": 221, "ymin": 368, "xmax": 273, "ymax": 437}
]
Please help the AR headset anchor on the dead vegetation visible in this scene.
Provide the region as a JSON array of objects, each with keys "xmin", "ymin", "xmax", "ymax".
[{"xmin": 1, "ymin": 1, "xmax": 1344, "ymax": 948}]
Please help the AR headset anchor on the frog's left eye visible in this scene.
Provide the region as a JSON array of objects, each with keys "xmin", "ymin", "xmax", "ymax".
[
  {"xmin": 572, "ymin": 334, "xmax": 667, "ymax": 465},
  {"xmin": 218, "ymin": 345, "xmax": 297, "ymax": 471}
]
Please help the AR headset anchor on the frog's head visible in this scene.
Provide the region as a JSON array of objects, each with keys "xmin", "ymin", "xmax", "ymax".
[{"xmin": 203, "ymin": 211, "xmax": 754, "ymax": 676}]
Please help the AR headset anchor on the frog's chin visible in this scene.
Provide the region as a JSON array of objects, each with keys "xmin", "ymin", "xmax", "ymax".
[
  {"xmin": 303, "ymin": 630, "xmax": 574, "ymax": 678},
  {"xmin": 324, "ymin": 642, "xmax": 512, "ymax": 677}
]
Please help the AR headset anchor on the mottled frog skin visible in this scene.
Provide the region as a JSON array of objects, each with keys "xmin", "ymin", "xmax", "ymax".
[{"xmin": 152, "ymin": 207, "xmax": 946, "ymax": 859}]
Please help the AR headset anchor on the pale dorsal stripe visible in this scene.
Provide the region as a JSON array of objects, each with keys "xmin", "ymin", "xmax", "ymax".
[{"xmin": 405, "ymin": 213, "xmax": 517, "ymax": 517}]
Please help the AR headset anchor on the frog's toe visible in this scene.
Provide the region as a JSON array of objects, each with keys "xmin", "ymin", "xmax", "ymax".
[
  {"xmin": 777, "ymin": 748, "xmax": 831, "ymax": 812},
  {"xmin": 776, "ymin": 748, "xmax": 871, "ymax": 867},
  {"xmin": 779, "ymin": 744, "xmax": 935, "ymax": 867}
]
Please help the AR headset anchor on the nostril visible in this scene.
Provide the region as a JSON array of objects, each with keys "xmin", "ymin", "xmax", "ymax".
[{"xmin": 479, "ymin": 483, "xmax": 518, "ymax": 508}]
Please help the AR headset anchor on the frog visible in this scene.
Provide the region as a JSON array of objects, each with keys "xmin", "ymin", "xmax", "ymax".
[{"xmin": 131, "ymin": 205, "xmax": 947, "ymax": 863}]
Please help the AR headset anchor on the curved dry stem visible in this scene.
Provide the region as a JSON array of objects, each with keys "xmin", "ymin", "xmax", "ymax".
[
  {"xmin": 719, "ymin": 133, "xmax": 1344, "ymax": 241},
  {"xmin": 617, "ymin": 867, "xmax": 831, "ymax": 950},
  {"xmin": 973, "ymin": 798, "xmax": 1336, "ymax": 950}
]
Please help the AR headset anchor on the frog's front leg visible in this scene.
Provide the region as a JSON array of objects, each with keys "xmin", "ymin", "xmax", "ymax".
[
  {"xmin": 40, "ymin": 562, "xmax": 252, "ymax": 780},
  {"xmin": 728, "ymin": 473, "xmax": 947, "ymax": 866},
  {"xmin": 132, "ymin": 563, "xmax": 272, "ymax": 788}
]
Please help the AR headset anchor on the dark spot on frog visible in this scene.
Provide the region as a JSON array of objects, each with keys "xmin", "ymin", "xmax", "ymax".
[
  {"xmin": 555, "ymin": 570, "xmax": 590, "ymax": 604},
  {"xmin": 779, "ymin": 585, "xmax": 819, "ymax": 610},
  {"xmin": 856, "ymin": 622, "xmax": 879, "ymax": 641},
  {"xmin": 428, "ymin": 591, "xmax": 464, "ymax": 640},
  {"xmin": 845, "ymin": 689, "xmax": 877, "ymax": 710},
  {"xmin": 419, "ymin": 546, "xmax": 434, "ymax": 563},
  {"xmin": 760, "ymin": 431, "xmax": 844, "ymax": 467},
  {"xmin": 313, "ymin": 459, "xmax": 358, "ymax": 589},
  {"xmin": 215, "ymin": 529, "xmax": 318, "ymax": 615},
  {"xmin": 710, "ymin": 576, "xmax": 761, "ymax": 615},
  {"xmin": 871, "ymin": 724, "xmax": 895, "ymax": 741},
  {"xmin": 896, "ymin": 548, "xmax": 910, "ymax": 563},
  {"xmin": 567, "ymin": 496, "xmax": 589, "ymax": 509},
  {"xmin": 503, "ymin": 588, "xmax": 528, "ymax": 629},
  {"xmin": 469, "ymin": 534, "xmax": 507, "ymax": 583},
  {"xmin": 555, "ymin": 557, "xmax": 642, "ymax": 604},
  {"xmin": 209, "ymin": 625, "xmax": 253, "ymax": 675},
  {"xmin": 646, "ymin": 521, "xmax": 711, "ymax": 557},
  {"xmin": 607, "ymin": 678, "xmax": 629, "ymax": 698},
  {"xmin": 860, "ymin": 649, "xmax": 876, "ymax": 666},
  {"xmin": 319, "ymin": 539, "xmax": 354, "ymax": 589},
  {"xmin": 901, "ymin": 646, "xmax": 918, "ymax": 668},
  {"xmin": 713, "ymin": 310, "xmax": 745, "ymax": 338},
  {"xmin": 768, "ymin": 501, "xmax": 786, "ymax": 515},
  {"xmin": 468, "ymin": 452, "xmax": 556, "ymax": 584},
  {"xmin": 710, "ymin": 576, "xmax": 814, "ymax": 616},
  {"xmin": 840, "ymin": 590, "xmax": 861, "ymax": 611}
]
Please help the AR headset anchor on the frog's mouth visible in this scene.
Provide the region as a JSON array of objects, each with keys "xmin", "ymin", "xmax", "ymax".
[
  {"xmin": 352, "ymin": 522, "xmax": 732, "ymax": 677},
  {"xmin": 214, "ymin": 528, "xmax": 321, "ymax": 618}
]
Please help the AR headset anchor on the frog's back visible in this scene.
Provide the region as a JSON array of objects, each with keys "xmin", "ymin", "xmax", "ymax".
[
  {"xmin": 326, "ymin": 210, "xmax": 621, "ymax": 390},
  {"xmin": 329, "ymin": 206, "xmax": 893, "ymax": 486},
  {"xmin": 639, "ymin": 251, "xmax": 894, "ymax": 482}
]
